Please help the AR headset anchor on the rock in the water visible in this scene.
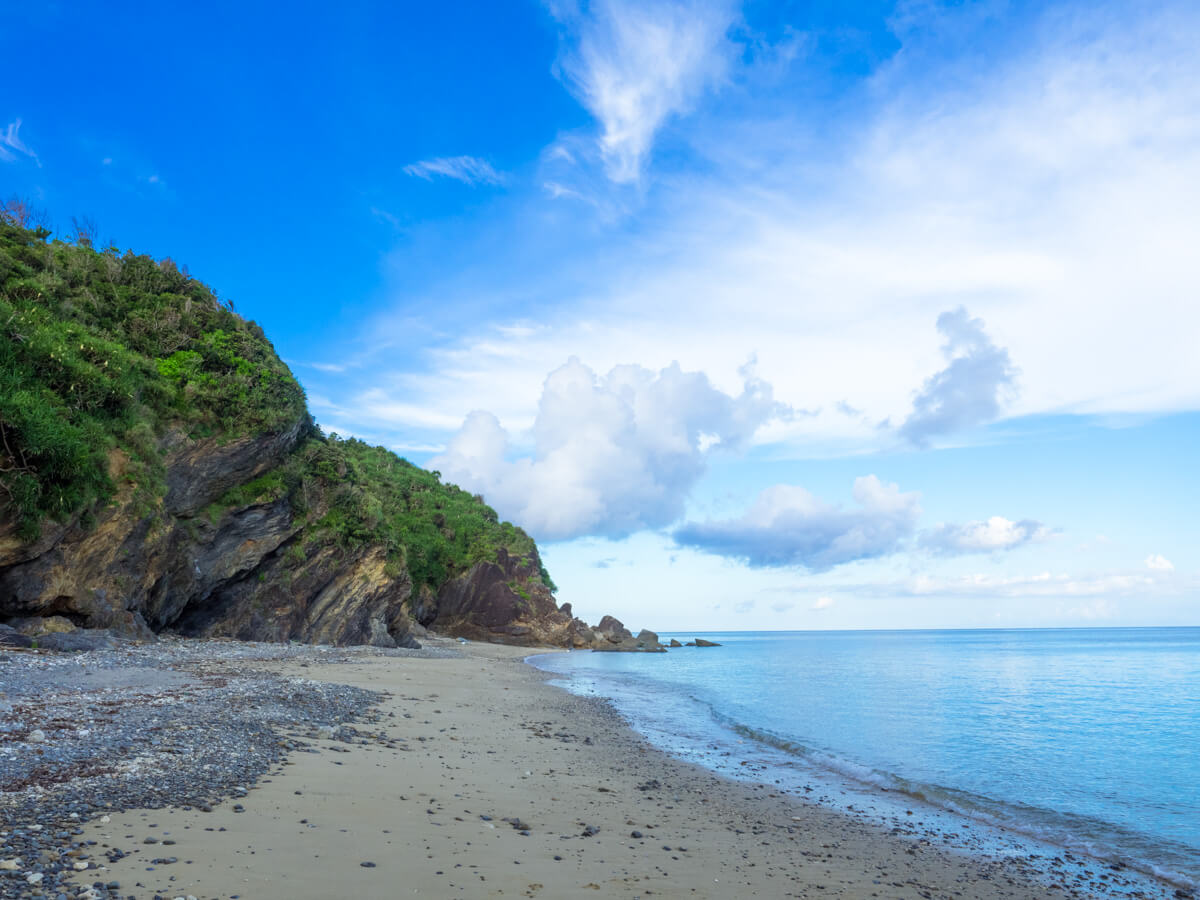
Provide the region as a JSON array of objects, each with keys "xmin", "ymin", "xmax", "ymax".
[
  {"xmin": 694, "ymin": 638, "xmax": 721, "ymax": 647},
  {"xmin": 668, "ymin": 638, "xmax": 683, "ymax": 648},
  {"xmin": 591, "ymin": 627, "xmax": 667, "ymax": 653},
  {"xmin": 595, "ymin": 615, "xmax": 633, "ymax": 644}
]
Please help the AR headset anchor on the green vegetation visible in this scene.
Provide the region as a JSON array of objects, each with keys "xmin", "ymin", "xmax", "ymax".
[
  {"xmin": 0, "ymin": 208, "xmax": 553, "ymax": 594},
  {"xmin": 0, "ymin": 212, "xmax": 304, "ymax": 538},
  {"xmin": 298, "ymin": 436, "xmax": 551, "ymax": 591},
  {"xmin": 203, "ymin": 433, "xmax": 553, "ymax": 592}
]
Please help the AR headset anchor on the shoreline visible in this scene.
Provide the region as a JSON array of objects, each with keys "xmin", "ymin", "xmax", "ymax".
[
  {"xmin": 1, "ymin": 639, "xmax": 1182, "ymax": 899},
  {"xmin": 527, "ymin": 647, "xmax": 1196, "ymax": 898}
]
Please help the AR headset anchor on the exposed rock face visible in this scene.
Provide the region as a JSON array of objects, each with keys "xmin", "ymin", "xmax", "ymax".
[
  {"xmin": 418, "ymin": 548, "xmax": 569, "ymax": 646},
  {"xmin": 0, "ymin": 420, "xmax": 656, "ymax": 651},
  {"xmin": 0, "ymin": 420, "xmax": 421, "ymax": 648}
]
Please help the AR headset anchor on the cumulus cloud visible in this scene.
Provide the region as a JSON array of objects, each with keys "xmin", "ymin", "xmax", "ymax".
[
  {"xmin": 0, "ymin": 119, "xmax": 38, "ymax": 165},
  {"xmin": 920, "ymin": 516, "xmax": 1051, "ymax": 555},
  {"xmin": 811, "ymin": 596, "xmax": 834, "ymax": 610},
  {"xmin": 673, "ymin": 476, "xmax": 921, "ymax": 571},
  {"xmin": 899, "ymin": 307, "xmax": 1018, "ymax": 446},
  {"xmin": 1145, "ymin": 553, "xmax": 1175, "ymax": 571},
  {"xmin": 429, "ymin": 357, "xmax": 783, "ymax": 540},
  {"xmin": 549, "ymin": 0, "xmax": 737, "ymax": 182},
  {"xmin": 403, "ymin": 155, "xmax": 504, "ymax": 185}
]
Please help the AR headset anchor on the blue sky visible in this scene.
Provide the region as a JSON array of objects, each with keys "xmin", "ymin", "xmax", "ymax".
[{"xmin": 5, "ymin": 0, "xmax": 1198, "ymax": 630}]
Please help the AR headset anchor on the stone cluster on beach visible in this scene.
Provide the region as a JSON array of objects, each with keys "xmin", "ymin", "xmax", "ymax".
[{"xmin": 0, "ymin": 638, "xmax": 436, "ymax": 899}]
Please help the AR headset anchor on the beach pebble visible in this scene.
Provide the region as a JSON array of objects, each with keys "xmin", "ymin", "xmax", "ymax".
[
  {"xmin": 29, "ymin": 729, "xmax": 47, "ymax": 743},
  {"xmin": 0, "ymin": 858, "xmax": 21, "ymax": 870},
  {"xmin": 360, "ymin": 861, "xmax": 376, "ymax": 868}
]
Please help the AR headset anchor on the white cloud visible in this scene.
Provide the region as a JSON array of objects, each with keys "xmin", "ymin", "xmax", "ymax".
[
  {"xmin": 674, "ymin": 476, "xmax": 921, "ymax": 571},
  {"xmin": 811, "ymin": 596, "xmax": 834, "ymax": 610},
  {"xmin": 921, "ymin": 516, "xmax": 1051, "ymax": 555},
  {"xmin": 324, "ymin": 1, "xmax": 1200, "ymax": 481},
  {"xmin": 0, "ymin": 119, "xmax": 38, "ymax": 165},
  {"xmin": 899, "ymin": 308, "xmax": 1018, "ymax": 446},
  {"xmin": 403, "ymin": 155, "xmax": 505, "ymax": 186},
  {"xmin": 549, "ymin": 0, "xmax": 737, "ymax": 182},
  {"xmin": 430, "ymin": 356, "xmax": 783, "ymax": 540},
  {"xmin": 853, "ymin": 568, "xmax": 1181, "ymax": 600},
  {"xmin": 1145, "ymin": 553, "xmax": 1175, "ymax": 571},
  {"xmin": 359, "ymin": 4, "xmax": 1200, "ymax": 454}
]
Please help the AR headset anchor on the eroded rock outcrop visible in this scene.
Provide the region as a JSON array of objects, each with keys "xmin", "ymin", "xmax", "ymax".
[
  {"xmin": 0, "ymin": 219, "xmax": 649, "ymax": 651},
  {"xmin": 0, "ymin": 420, "xmax": 425, "ymax": 648},
  {"xmin": 0, "ymin": 420, "xmax": 649, "ymax": 650}
]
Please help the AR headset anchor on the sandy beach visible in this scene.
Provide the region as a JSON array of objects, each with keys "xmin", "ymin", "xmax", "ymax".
[{"xmin": 39, "ymin": 640, "xmax": 1171, "ymax": 900}]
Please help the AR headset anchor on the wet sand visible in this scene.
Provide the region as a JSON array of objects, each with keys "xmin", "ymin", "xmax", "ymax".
[{"xmin": 68, "ymin": 640, "xmax": 1174, "ymax": 899}]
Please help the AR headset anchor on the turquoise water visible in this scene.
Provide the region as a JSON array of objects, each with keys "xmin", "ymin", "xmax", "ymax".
[{"xmin": 529, "ymin": 628, "xmax": 1200, "ymax": 890}]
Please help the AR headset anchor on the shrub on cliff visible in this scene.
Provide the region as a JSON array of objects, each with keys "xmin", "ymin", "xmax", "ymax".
[
  {"xmin": 0, "ymin": 218, "xmax": 305, "ymax": 538},
  {"xmin": 0, "ymin": 214, "xmax": 553, "ymax": 593}
]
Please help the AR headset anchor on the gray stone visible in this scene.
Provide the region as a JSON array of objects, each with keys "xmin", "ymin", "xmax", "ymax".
[
  {"xmin": 37, "ymin": 630, "xmax": 120, "ymax": 652},
  {"xmin": 0, "ymin": 623, "xmax": 33, "ymax": 648}
]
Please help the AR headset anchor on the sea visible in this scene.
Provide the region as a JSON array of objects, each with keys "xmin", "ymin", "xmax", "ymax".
[{"xmin": 528, "ymin": 628, "xmax": 1199, "ymax": 893}]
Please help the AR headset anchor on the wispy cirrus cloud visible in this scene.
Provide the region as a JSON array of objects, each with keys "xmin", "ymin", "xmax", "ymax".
[
  {"xmin": 0, "ymin": 119, "xmax": 39, "ymax": 165},
  {"xmin": 864, "ymin": 568, "xmax": 1183, "ymax": 600},
  {"xmin": 548, "ymin": 0, "xmax": 738, "ymax": 182},
  {"xmin": 403, "ymin": 155, "xmax": 505, "ymax": 186},
  {"xmin": 346, "ymin": 3, "xmax": 1200, "ymax": 460}
]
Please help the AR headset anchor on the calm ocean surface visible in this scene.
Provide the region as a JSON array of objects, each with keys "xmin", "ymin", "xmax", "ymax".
[{"xmin": 528, "ymin": 628, "xmax": 1200, "ymax": 889}]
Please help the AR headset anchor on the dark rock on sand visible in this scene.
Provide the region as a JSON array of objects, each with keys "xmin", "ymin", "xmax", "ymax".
[
  {"xmin": 0, "ymin": 623, "xmax": 32, "ymax": 648},
  {"xmin": 35, "ymin": 629, "xmax": 122, "ymax": 652}
]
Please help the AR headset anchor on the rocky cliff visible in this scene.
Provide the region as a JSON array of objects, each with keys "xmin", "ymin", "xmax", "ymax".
[
  {"xmin": 0, "ymin": 216, "xmax": 646, "ymax": 651},
  {"xmin": 0, "ymin": 423, "xmax": 649, "ymax": 650}
]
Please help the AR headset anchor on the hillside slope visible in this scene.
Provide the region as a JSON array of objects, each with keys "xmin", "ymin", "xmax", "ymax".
[{"xmin": 0, "ymin": 215, "xmax": 609, "ymax": 648}]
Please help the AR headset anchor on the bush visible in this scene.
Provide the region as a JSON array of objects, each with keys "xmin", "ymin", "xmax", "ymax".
[
  {"xmin": 0, "ymin": 217, "xmax": 554, "ymax": 593},
  {"xmin": 0, "ymin": 220, "xmax": 306, "ymax": 538}
]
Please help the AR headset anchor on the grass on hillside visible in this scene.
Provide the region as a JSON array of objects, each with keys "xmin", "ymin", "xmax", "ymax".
[{"xmin": 0, "ymin": 207, "xmax": 553, "ymax": 595}]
